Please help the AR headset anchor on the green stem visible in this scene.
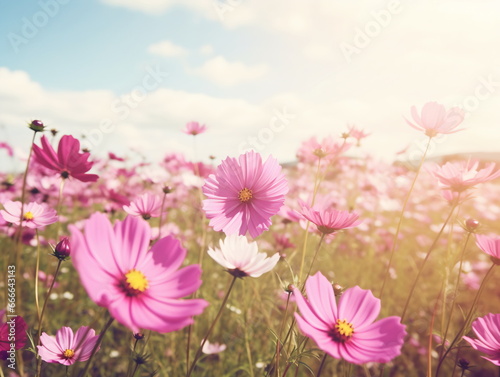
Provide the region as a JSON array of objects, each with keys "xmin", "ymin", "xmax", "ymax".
[
  {"xmin": 427, "ymin": 284, "xmax": 444, "ymax": 377},
  {"xmin": 244, "ymin": 324, "xmax": 255, "ymax": 377},
  {"xmin": 11, "ymin": 131, "xmax": 37, "ymax": 312},
  {"xmin": 298, "ymin": 157, "xmax": 323, "ymax": 282},
  {"xmin": 400, "ymin": 201, "xmax": 458, "ymax": 323},
  {"xmin": 34, "ymin": 230, "xmax": 41, "ymax": 322},
  {"xmin": 36, "ymin": 259, "xmax": 63, "ymax": 376},
  {"xmin": 79, "ymin": 315, "xmax": 115, "ymax": 377},
  {"xmin": 275, "ymin": 292, "xmax": 291, "ymax": 376},
  {"xmin": 439, "ymin": 232, "xmax": 472, "ymax": 363},
  {"xmin": 379, "ymin": 137, "xmax": 431, "ymax": 300},
  {"xmin": 55, "ymin": 179, "xmax": 66, "ymax": 238},
  {"xmin": 302, "ymin": 234, "xmax": 326, "ymax": 290},
  {"xmin": 435, "ymin": 263, "xmax": 496, "ymax": 377},
  {"xmin": 316, "ymin": 353, "xmax": 328, "ymax": 377},
  {"xmin": 157, "ymin": 192, "xmax": 167, "ymax": 241},
  {"xmin": 186, "ymin": 275, "xmax": 237, "ymax": 377}
]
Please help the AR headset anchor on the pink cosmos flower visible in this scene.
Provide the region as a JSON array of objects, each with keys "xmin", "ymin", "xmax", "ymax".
[
  {"xmin": 202, "ymin": 340, "xmax": 227, "ymax": 354},
  {"xmin": 293, "ymin": 272, "xmax": 406, "ymax": 365},
  {"xmin": 0, "ymin": 201, "xmax": 58, "ymax": 229},
  {"xmin": 37, "ymin": 326, "xmax": 99, "ymax": 365},
  {"xmin": 208, "ymin": 235, "xmax": 280, "ymax": 278},
  {"xmin": 301, "ymin": 204, "xmax": 362, "ymax": 234},
  {"xmin": 463, "ymin": 313, "xmax": 500, "ymax": 366},
  {"xmin": 346, "ymin": 125, "xmax": 370, "ymax": 146},
  {"xmin": 202, "ymin": 151, "xmax": 288, "ymax": 238},
  {"xmin": 183, "ymin": 121, "xmax": 207, "ymax": 136},
  {"xmin": 0, "ymin": 315, "xmax": 28, "ymax": 360},
  {"xmin": 123, "ymin": 193, "xmax": 162, "ymax": 220},
  {"xmin": 475, "ymin": 234, "xmax": 500, "ymax": 261},
  {"xmin": 32, "ymin": 135, "xmax": 99, "ymax": 182},
  {"xmin": 432, "ymin": 160, "xmax": 500, "ymax": 193},
  {"xmin": 297, "ymin": 136, "xmax": 351, "ymax": 164},
  {"xmin": 405, "ymin": 102, "xmax": 465, "ymax": 137},
  {"xmin": 69, "ymin": 213, "xmax": 208, "ymax": 333}
]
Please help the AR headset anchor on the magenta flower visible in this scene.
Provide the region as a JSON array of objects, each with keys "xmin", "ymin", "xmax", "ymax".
[
  {"xmin": 463, "ymin": 313, "xmax": 500, "ymax": 366},
  {"xmin": 37, "ymin": 326, "xmax": 99, "ymax": 365},
  {"xmin": 208, "ymin": 235, "xmax": 280, "ymax": 278},
  {"xmin": 293, "ymin": 272, "xmax": 406, "ymax": 364},
  {"xmin": 476, "ymin": 234, "xmax": 500, "ymax": 261},
  {"xmin": 0, "ymin": 315, "xmax": 28, "ymax": 360},
  {"xmin": 0, "ymin": 142, "xmax": 14, "ymax": 157},
  {"xmin": 0, "ymin": 201, "xmax": 57, "ymax": 229},
  {"xmin": 432, "ymin": 160, "xmax": 500, "ymax": 192},
  {"xmin": 32, "ymin": 135, "xmax": 98, "ymax": 182},
  {"xmin": 183, "ymin": 121, "xmax": 207, "ymax": 136},
  {"xmin": 405, "ymin": 102, "xmax": 465, "ymax": 137},
  {"xmin": 301, "ymin": 204, "xmax": 362, "ymax": 234},
  {"xmin": 123, "ymin": 193, "xmax": 162, "ymax": 220},
  {"xmin": 69, "ymin": 213, "xmax": 208, "ymax": 333},
  {"xmin": 202, "ymin": 151, "xmax": 288, "ymax": 238}
]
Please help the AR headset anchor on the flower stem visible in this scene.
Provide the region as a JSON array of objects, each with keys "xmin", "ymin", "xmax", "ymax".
[
  {"xmin": 157, "ymin": 192, "xmax": 167, "ymax": 240},
  {"xmin": 11, "ymin": 131, "xmax": 37, "ymax": 312},
  {"xmin": 400, "ymin": 201, "xmax": 458, "ymax": 323},
  {"xmin": 302, "ymin": 234, "xmax": 326, "ymax": 290},
  {"xmin": 438, "ymin": 232, "xmax": 472, "ymax": 363},
  {"xmin": 428, "ymin": 284, "xmax": 444, "ymax": 377},
  {"xmin": 435, "ymin": 263, "xmax": 496, "ymax": 377},
  {"xmin": 187, "ymin": 275, "xmax": 237, "ymax": 377},
  {"xmin": 298, "ymin": 157, "xmax": 323, "ymax": 283},
  {"xmin": 35, "ymin": 259, "xmax": 63, "ymax": 376},
  {"xmin": 275, "ymin": 292, "xmax": 291, "ymax": 376},
  {"xmin": 55, "ymin": 179, "xmax": 66, "ymax": 238},
  {"xmin": 379, "ymin": 137, "xmax": 431, "ymax": 300},
  {"xmin": 316, "ymin": 353, "xmax": 328, "ymax": 377},
  {"xmin": 34, "ymin": 230, "xmax": 41, "ymax": 322},
  {"xmin": 79, "ymin": 315, "xmax": 115, "ymax": 377}
]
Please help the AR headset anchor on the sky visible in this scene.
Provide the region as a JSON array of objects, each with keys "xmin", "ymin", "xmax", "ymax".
[{"xmin": 1, "ymin": 0, "xmax": 500, "ymax": 170}]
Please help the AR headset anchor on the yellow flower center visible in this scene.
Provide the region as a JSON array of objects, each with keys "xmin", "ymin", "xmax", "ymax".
[
  {"xmin": 123, "ymin": 269, "xmax": 149, "ymax": 296},
  {"xmin": 331, "ymin": 319, "xmax": 354, "ymax": 342},
  {"xmin": 238, "ymin": 188, "xmax": 253, "ymax": 202},
  {"xmin": 63, "ymin": 349, "xmax": 75, "ymax": 359},
  {"xmin": 23, "ymin": 211, "xmax": 34, "ymax": 221}
]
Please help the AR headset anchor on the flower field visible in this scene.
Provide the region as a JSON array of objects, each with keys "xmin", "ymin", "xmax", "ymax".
[{"xmin": 1, "ymin": 103, "xmax": 500, "ymax": 377}]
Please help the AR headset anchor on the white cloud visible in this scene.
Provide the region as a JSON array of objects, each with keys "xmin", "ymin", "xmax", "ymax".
[
  {"xmin": 148, "ymin": 40, "xmax": 188, "ymax": 58},
  {"xmin": 99, "ymin": 0, "xmax": 212, "ymax": 14},
  {"xmin": 100, "ymin": 0, "xmax": 176, "ymax": 14},
  {"xmin": 192, "ymin": 56, "xmax": 268, "ymax": 86},
  {"xmin": 199, "ymin": 44, "xmax": 214, "ymax": 55}
]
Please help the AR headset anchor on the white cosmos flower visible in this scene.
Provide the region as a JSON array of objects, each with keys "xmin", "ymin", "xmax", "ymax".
[{"xmin": 208, "ymin": 235, "xmax": 280, "ymax": 278}]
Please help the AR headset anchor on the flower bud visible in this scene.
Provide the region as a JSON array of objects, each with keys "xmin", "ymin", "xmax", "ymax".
[
  {"xmin": 457, "ymin": 358, "xmax": 470, "ymax": 370},
  {"xmin": 162, "ymin": 185, "xmax": 173, "ymax": 194},
  {"xmin": 50, "ymin": 128, "xmax": 58, "ymax": 136},
  {"xmin": 333, "ymin": 283, "xmax": 343, "ymax": 296},
  {"xmin": 465, "ymin": 218, "xmax": 480, "ymax": 232},
  {"xmin": 134, "ymin": 332, "xmax": 145, "ymax": 340},
  {"xmin": 54, "ymin": 237, "xmax": 71, "ymax": 260},
  {"xmin": 29, "ymin": 120, "xmax": 45, "ymax": 132}
]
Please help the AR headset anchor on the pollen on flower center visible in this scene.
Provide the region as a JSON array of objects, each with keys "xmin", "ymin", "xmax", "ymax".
[
  {"xmin": 63, "ymin": 349, "xmax": 75, "ymax": 359},
  {"xmin": 238, "ymin": 188, "xmax": 253, "ymax": 202},
  {"xmin": 122, "ymin": 269, "xmax": 149, "ymax": 296},
  {"xmin": 23, "ymin": 211, "xmax": 34, "ymax": 221},
  {"xmin": 330, "ymin": 319, "xmax": 354, "ymax": 342}
]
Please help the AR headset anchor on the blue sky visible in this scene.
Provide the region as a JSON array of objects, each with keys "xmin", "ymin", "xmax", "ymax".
[{"xmin": 1, "ymin": 0, "xmax": 500, "ymax": 170}]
